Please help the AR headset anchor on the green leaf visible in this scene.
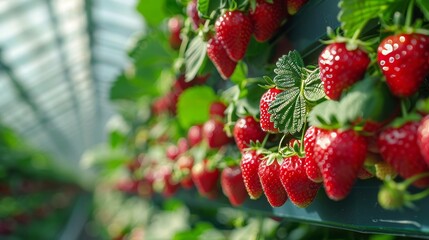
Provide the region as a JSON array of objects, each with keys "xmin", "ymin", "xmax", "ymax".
[
  {"xmin": 268, "ymin": 51, "xmax": 325, "ymax": 134},
  {"xmin": 111, "ymin": 33, "xmax": 175, "ymax": 100},
  {"xmin": 177, "ymin": 86, "xmax": 217, "ymax": 128},
  {"xmin": 197, "ymin": 0, "xmax": 223, "ymax": 18},
  {"xmin": 417, "ymin": 0, "xmax": 429, "ymax": 21},
  {"xmin": 236, "ymin": 80, "xmax": 266, "ymax": 117},
  {"xmin": 268, "ymin": 88, "xmax": 305, "ymax": 134},
  {"xmin": 273, "ymin": 51, "xmax": 304, "ymax": 89},
  {"xmin": 164, "ymin": 0, "xmax": 185, "ymax": 17},
  {"xmin": 185, "ymin": 35, "xmax": 208, "ymax": 81},
  {"xmin": 303, "ymin": 68, "xmax": 325, "ymax": 102},
  {"xmin": 136, "ymin": 0, "xmax": 166, "ymax": 26},
  {"xmin": 110, "ymin": 74, "xmax": 151, "ymax": 101},
  {"xmin": 230, "ymin": 61, "xmax": 248, "ymax": 85},
  {"xmin": 308, "ymin": 100, "xmax": 341, "ymax": 129},
  {"xmin": 338, "ymin": 0, "xmax": 404, "ymax": 38}
]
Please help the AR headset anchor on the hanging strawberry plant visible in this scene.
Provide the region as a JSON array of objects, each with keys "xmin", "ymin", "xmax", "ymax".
[{"xmin": 99, "ymin": 0, "xmax": 429, "ymax": 237}]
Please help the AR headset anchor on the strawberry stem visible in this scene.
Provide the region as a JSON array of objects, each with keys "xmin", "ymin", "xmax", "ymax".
[
  {"xmin": 400, "ymin": 172, "xmax": 429, "ymax": 189},
  {"xmin": 407, "ymin": 187, "xmax": 429, "ymax": 201},
  {"xmin": 261, "ymin": 132, "xmax": 270, "ymax": 149},
  {"xmin": 229, "ymin": 0, "xmax": 238, "ymax": 11},
  {"xmin": 299, "ymin": 121, "xmax": 307, "ymax": 154},
  {"xmin": 278, "ymin": 134, "xmax": 287, "ymax": 151},
  {"xmin": 400, "ymin": 99, "xmax": 409, "ymax": 117},
  {"xmin": 405, "ymin": 0, "xmax": 415, "ymax": 29}
]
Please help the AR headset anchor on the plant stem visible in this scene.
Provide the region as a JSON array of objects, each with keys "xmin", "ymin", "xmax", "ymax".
[
  {"xmin": 401, "ymin": 172, "xmax": 429, "ymax": 189},
  {"xmin": 405, "ymin": 0, "xmax": 415, "ymax": 29},
  {"xmin": 408, "ymin": 187, "xmax": 429, "ymax": 201},
  {"xmin": 261, "ymin": 133, "xmax": 270, "ymax": 149},
  {"xmin": 400, "ymin": 99, "xmax": 408, "ymax": 117},
  {"xmin": 278, "ymin": 134, "xmax": 287, "ymax": 151},
  {"xmin": 299, "ymin": 121, "xmax": 307, "ymax": 154}
]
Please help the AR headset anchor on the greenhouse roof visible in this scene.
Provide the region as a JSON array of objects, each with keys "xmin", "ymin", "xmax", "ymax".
[{"xmin": 0, "ymin": 0, "xmax": 144, "ymax": 165}]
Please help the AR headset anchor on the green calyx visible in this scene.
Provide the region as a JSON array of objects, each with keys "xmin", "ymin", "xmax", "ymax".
[{"xmin": 378, "ymin": 172, "xmax": 429, "ymax": 210}]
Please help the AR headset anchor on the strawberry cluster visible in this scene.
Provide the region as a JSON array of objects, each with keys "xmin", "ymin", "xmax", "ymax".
[
  {"xmin": 207, "ymin": 0, "xmax": 287, "ymax": 79},
  {"xmin": 111, "ymin": 0, "xmax": 429, "ymax": 216}
]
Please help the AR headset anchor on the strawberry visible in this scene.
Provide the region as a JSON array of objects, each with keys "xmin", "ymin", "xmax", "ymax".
[
  {"xmin": 258, "ymin": 157, "xmax": 288, "ymax": 207},
  {"xmin": 174, "ymin": 74, "xmax": 208, "ymax": 91},
  {"xmin": 418, "ymin": 115, "xmax": 429, "ymax": 163},
  {"xmin": 115, "ymin": 179, "xmax": 139, "ymax": 194},
  {"xmin": 280, "ymin": 156, "xmax": 321, "ymax": 207},
  {"xmin": 240, "ymin": 150, "xmax": 264, "ymax": 199},
  {"xmin": 259, "ymin": 88, "xmax": 283, "ymax": 133},
  {"xmin": 207, "ymin": 36, "xmax": 237, "ymax": 79},
  {"xmin": 303, "ymin": 126, "xmax": 323, "ymax": 182},
  {"xmin": 314, "ymin": 129, "xmax": 368, "ymax": 201},
  {"xmin": 177, "ymin": 155, "xmax": 194, "ymax": 189},
  {"xmin": 166, "ymin": 145, "xmax": 180, "ymax": 161},
  {"xmin": 188, "ymin": 124, "xmax": 203, "ymax": 147},
  {"xmin": 203, "ymin": 118, "xmax": 231, "ymax": 149},
  {"xmin": 168, "ymin": 16, "xmax": 183, "ymax": 50},
  {"xmin": 191, "ymin": 159, "xmax": 220, "ymax": 198},
  {"xmin": 318, "ymin": 43, "xmax": 370, "ymax": 100},
  {"xmin": 250, "ymin": 0, "xmax": 286, "ymax": 42},
  {"xmin": 221, "ymin": 166, "xmax": 248, "ymax": 206},
  {"xmin": 378, "ymin": 121, "xmax": 429, "ymax": 187},
  {"xmin": 209, "ymin": 101, "xmax": 227, "ymax": 119},
  {"xmin": 233, "ymin": 116, "xmax": 266, "ymax": 152},
  {"xmin": 377, "ymin": 33, "xmax": 429, "ymax": 97},
  {"xmin": 187, "ymin": 0, "xmax": 205, "ymax": 30},
  {"xmin": 357, "ymin": 167, "xmax": 374, "ymax": 180},
  {"xmin": 177, "ymin": 137, "xmax": 188, "ymax": 154},
  {"xmin": 215, "ymin": 10, "xmax": 253, "ymax": 61},
  {"xmin": 161, "ymin": 167, "xmax": 180, "ymax": 198},
  {"xmin": 286, "ymin": 0, "xmax": 308, "ymax": 15}
]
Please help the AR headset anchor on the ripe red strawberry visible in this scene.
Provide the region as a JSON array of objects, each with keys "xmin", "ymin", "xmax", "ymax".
[
  {"xmin": 168, "ymin": 16, "xmax": 183, "ymax": 50},
  {"xmin": 377, "ymin": 33, "xmax": 429, "ymax": 97},
  {"xmin": 378, "ymin": 121, "xmax": 429, "ymax": 187},
  {"xmin": 314, "ymin": 129, "xmax": 368, "ymax": 200},
  {"xmin": 177, "ymin": 155, "xmax": 194, "ymax": 189},
  {"xmin": 303, "ymin": 126, "xmax": 323, "ymax": 182},
  {"xmin": 188, "ymin": 124, "xmax": 203, "ymax": 147},
  {"xmin": 260, "ymin": 88, "xmax": 283, "ymax": 133},
  {"xmin": 280, "ymin": 156, "xmax": 321, "ymax": 207},
  {"xmin": 174, "ymin": 74, "xmax": 208, "ymax": 91},
  {"xmin": 177, "ymin": 137, "xmax": 188, "ymax": 154},
  {"xmin": 215, "ymin": 10, "xmax": 253, "ymax": 61},
  {"xmin": 233, "ymin": 116, "xmax": 266, "ymax": 152},
  {"xmin": 318, "ymin": 43, "xmax": 370, "ymax": 100},
  {"xmin": 0, "ymin": 220, "xmax": 14, "ymax": 235},
  {"xmin": 161, "ymin": 167, "xmax": 180, "ymax": 198},
  {"xmin": 209, "ymin": 101, "xmax": 227, "ymax": 119},
  {"xmin": 240, "ymin": 150, "xmax": 264, "ymax": 199},
  {"xmin": 166, "ymin": 145, "xmax": 179, "ymax": 161},
  {"xmin": 250, "ymin": 0, "xmax": 286, "ymax": 42},
  {"xmin": 203, "ymin": 118, "xmax": 231, "ymax": 149},
  {"xmin": 418, "ymin": 115, "xmax": 429, "ymax": 164},
  {"xmin": 357, "ymin": 167, "xmax": 374, "ymax": 180},
  {"xmin": 258, "ymin": 158, "xmax": 288, "ymax": 207},
  {"xmin": 115, "ymin": 179, "xmax": 139, "ymax": 194},
  {"xmin": 286, "ymin": 0, "xmax": 308, "ymax": 15},
  {"xmin": 207, "ymin": 36, "xmax": 237, "ymax": 79},
  {"xmin": 221, "ymin": 166, "xmax": 248, "ymax": 206},
  {"xmin": 191, "ymin": 159, "xmax": 220, "ymax": 198},
  {"xmin": 187, "ymin": 0, "xmax": 205, "ymax": 30}
]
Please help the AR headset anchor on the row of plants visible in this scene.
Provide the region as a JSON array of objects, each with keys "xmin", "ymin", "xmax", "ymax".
[
  {"xmin": 0, "ymin": 124, "xmax": 83, "ymax": 238},
  {"xmin": 94, "ymin": 0, "xmax": 429, "ymax": 237}
]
